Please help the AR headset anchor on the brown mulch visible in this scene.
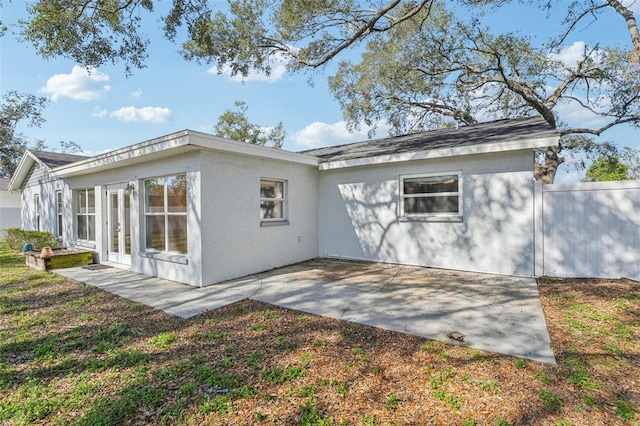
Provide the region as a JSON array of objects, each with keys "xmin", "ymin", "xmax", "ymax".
[{"xmin": 1, "ymin": 273, "xmax": 638, "ymax": 425}]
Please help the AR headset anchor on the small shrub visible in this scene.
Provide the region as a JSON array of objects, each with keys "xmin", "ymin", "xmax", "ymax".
[{"xmin": 3, "ymin": 228, "xmax": 58, "ymax": 251}]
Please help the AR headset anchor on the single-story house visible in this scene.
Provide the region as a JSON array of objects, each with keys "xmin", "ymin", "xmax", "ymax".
[
  {"xmin": 0, "ymin": 177, "xmax": 22, "ymax": 233},
  {"xmin": 8, "ymin": 116, "xmax": 558, "ymax": 286}
]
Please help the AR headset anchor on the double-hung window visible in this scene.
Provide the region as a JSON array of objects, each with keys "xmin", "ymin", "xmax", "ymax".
[
  {"xmin": 56, "ymin": 191, "xmax": 63, "ymax": 238},
  {"xmin": 400, "ymin": 172, "xmax": 462, "ymax": 219},
  {"xmin": 260, "ymin": 179, "xmax": 286, "ymax": 222},
  {"xmin": 144, "ymin": 174, "xmax": 187, "ymax": 254},
  {"xmin": 76, "ymin": 189, "xmax": 96, "ymax": 241},
  {"xmin": 34, "ymin": 194, "xmax": 40, "ymax": 231}
]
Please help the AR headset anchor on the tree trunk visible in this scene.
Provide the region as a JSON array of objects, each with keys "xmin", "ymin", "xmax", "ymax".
[{"xmin": 534, "ymin": 147, "xmax": 564, "ymax": 184}]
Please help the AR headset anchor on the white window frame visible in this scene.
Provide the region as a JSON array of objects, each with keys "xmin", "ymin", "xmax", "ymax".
[
  {"xmin": 260, "ymin": 178, "xmax": 288, "ymax": 225},
  {"xmin": 399, "ymin": 172, "xmax": 462, "ymax": 221},
  {"xmin": 75, "ymin": 188, "xmax": 96, "ymax": 242},
  {"xmin": 34, "ymin": 194, "xmax": 40, "ymax": 231},
  {"xmin": 143, "ymin": 174, "xmax": 188, "ymax": 254},
  {"xmin": 56, "ymin": 190, "xmax": 63, "ymax": 239}
]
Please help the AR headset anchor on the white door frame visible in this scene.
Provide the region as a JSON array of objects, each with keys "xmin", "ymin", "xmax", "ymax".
[{"xmin": 106, "ymin": 183, "xmax": 132, "ymax": 266}]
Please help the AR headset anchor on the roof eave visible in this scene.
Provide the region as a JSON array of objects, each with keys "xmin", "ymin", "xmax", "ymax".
[
  {"xmin": 7, "ymin": 150, "xmax": 41, "ymax": 191},
  {"xmin": 318, "ymin": 135, "xmax": 559, "ymax": 171},
  {"xmin": 54, "ymin": 130, "xmax": 319, "ymax": 178}
]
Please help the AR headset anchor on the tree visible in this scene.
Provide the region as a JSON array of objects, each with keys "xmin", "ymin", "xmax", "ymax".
[
  {"xmin": 0, "ymin": 91, "xmax": 49, "ymax": 178},
  {"xmin": 13, "ymin": 0, "xmax": 640, "ymax": 182},
  {"xmin": 214, "ymin": 101, "xmax": 285, "ymax": 149},
  {"xmin": 619, "ymin": 147, "xmax": 640, "ymax": 179},
  {"xmin": 581, "ymin": 156, "xmax": 630, "ymax": 182}
]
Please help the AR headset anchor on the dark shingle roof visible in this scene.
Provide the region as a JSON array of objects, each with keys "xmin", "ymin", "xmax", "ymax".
[
  {"xmin": 30, "ymin": 150, "xmax": 90, "ymax": 168},
  {"xmin": 299, "ymin": 116, "xmax": 557, "ymax": 163}
]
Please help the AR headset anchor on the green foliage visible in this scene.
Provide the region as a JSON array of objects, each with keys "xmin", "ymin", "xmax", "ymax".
[
  {"xmin": 539, "ymin": 390, "xmax": 563, "ymax": 410},
  {"xmin": 214, "ymin": 101, "xmax": 285, "ymax": 148},
  {"xmin": 514, "ymin": 359, "xmax": 528, "ymax": 369},
  {"xmin": 0, "ymin": 91, "xmax": 49, "ymax": 178},
  {"xmin": 260, "ymin": 365, "xmax": 305, "ymax": 383},
  {"xmin": 581, "ymin": 156, "xmax": 630, "ymax": 182},
  {"xmin": 3, "ymin": 228, "xmax": 57, "ymax": 251},
  {"xmin": 148, "ymin": 332, "xmax": 176, "ymax": 348},
  {"xmin": 299, "ymin": 400, "xmax": 336, "ymax": 425},
  {"xmin": 21, "ymin": 0, "xmax": 152, "ymax": 75},
  {"xmin": 615, "ymin": 399, "xmax": 636, "ymax": 420}
]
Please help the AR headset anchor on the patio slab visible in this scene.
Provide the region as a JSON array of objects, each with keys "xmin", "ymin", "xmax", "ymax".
[{"xmin": 56, "ymin": 258, "xmax": 555, "ymax": 364}]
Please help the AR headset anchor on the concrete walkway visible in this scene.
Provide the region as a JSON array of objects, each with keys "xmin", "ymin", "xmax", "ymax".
[{"xmin": 56, "ymin": 259, "xmax": 556, "ymax": 364}]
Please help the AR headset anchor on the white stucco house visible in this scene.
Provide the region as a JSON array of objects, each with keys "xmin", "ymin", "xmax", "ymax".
[
  {"xmin": 8, "ymin": 116, "xmax": 558, "ymax": 286},
  {"xmin": 0, "ymin": 178, "xmax": 22, "ymax": 233}
]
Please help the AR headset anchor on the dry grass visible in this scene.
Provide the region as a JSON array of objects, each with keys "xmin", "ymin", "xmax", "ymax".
[{"xmin": 0, "ymin": 248, "xmax": 638, "ymax": 425}]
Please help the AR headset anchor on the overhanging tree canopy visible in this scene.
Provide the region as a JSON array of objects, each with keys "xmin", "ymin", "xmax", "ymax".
[{"xmin": 13, "ymin": 0, "xmax": 640, "ymax": 182}]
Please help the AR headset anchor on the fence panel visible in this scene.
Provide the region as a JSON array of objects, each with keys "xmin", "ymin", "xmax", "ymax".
[{"xmin": 538, "ymin": 180, "xmax": 640, "ymax": 280}]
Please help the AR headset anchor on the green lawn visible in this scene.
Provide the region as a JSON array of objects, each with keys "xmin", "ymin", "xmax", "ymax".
[{"xmin": 0, "ymin": 245, "xmax": 638, "ymax": 425}]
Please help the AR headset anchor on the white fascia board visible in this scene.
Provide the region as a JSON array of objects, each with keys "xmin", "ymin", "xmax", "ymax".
[
  {"xmin": 53, "ymin": 132, "xmax": 193, "ymax": 177},
  {"xmin": 187, "ymin": 131, "xmax": 319, "ymax": 166},
  {"xmin": 53, "ymin": 130, "xmax": 318, "ymax": 178},
  {"xmin": 318, "ymin": 135, "xmax": 559, "ymax": 171},
  {"xmin": 7, "ymin": 151, "xmax": 38, "ymax": 191}
]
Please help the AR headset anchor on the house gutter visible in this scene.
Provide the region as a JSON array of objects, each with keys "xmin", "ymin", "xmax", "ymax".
[{"xmin": 318, "ymin": 135, "xmax": 559, "ymax": 170}]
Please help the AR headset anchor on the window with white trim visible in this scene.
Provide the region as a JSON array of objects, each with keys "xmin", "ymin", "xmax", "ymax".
[
  {"xmin": 56, "ymin": 191, "xmax": 63, "ymax": 238},
  {"xmin": 144, "ymin": 174, "xmax": 187, "ymax": 254},
  {"xmin": 260, "ymin": 179, "xmax": 286, "ymax": 221},
  {"xmin": 76, "ymin": 189, "xmax": 96, "ymax": 241},
  {"xmin": 34, "ymin": 194, "xmax": 40, "ymax": 231},
  {"xmin": 400, "ymin": 172, "xmax": 461, "ymax": 218}
]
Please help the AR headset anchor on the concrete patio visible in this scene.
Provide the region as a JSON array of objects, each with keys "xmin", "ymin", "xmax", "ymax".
[{"xmin": 56, "ymin": 258, "xmax": 556, "ymax": 364}]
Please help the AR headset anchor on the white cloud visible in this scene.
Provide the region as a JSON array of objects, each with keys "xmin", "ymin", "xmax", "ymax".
[
  {"xmin": 208, "ymin": 52, "xmax": 289, "ymax": 83},
  {"xmin": 550, "ymin": 41, "xmax": 586, "ymax": 67},
  {"xmin": 131, "ymin": 89, "xmax": 143, "ymax": 98},
  {"xmin": 92, "ymin": 107, "xmax": 107, "ymax": 118},
  {"xmin": 40, "ymin": 65, "xmax": 111, "ymax": 101},
  {"xmin": 553, "ymin": 96, "xmax": 609, "ymax": 128},
  {"xmin": 109, "ymin": 106, "xmax": 172, "ymax": 124},
  {"xmin": 292, "ymin": 120, "xmax": 390, "ymax": 148}
]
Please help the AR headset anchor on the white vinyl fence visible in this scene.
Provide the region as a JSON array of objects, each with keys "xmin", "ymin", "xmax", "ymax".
[{"xmin": 534, "ymin": 180, "xmax": 640, "ymax": 281}]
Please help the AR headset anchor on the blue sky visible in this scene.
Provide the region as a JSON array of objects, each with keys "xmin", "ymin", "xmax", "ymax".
[{"xmin": 1, "ymin": 0, "xmax": 639, "ymax": 183}]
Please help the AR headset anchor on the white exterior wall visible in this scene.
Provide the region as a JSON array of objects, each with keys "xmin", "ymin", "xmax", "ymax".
[
  {"xmin": 19, "ymin": 167, "xmax": 71, "ymax": 246},
  {"xmin": 536, "ymin": 180, "xmax": 640, "ymax": 280},
  {"xmin": 199, "ymin": 150, "xmax": 319, "ymax": 285},
  {"xmin": 318, "ymin": 150, "xmax": 536, "ymax": 276},
  {"xmin": 0, "ymin": 190, "xmax": 21, "ymax": 232},
  {"xmin": 66, "ymin": 152, "xmax": 204, "ymax": 286}
]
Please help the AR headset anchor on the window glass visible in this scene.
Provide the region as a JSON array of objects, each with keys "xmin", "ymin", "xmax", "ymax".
[
  {"xmin": 260, "ymin": 179, "xmax": 285, "ymax": 220},
  {"xmin": 145, "ymin": 178, "xmax": 165, "ymax": 213},
  {"xmin": 76, "ymin": 189, "xmax": 96, "ymax": 241},
  {"xmin": 144, "ymin": 174, "xmax": 187, "ymax": 254},
  {"xmin": 145, "ymin": 216, "xmax": 166, "ymax": 251},
  {"xmin": 167, "ymin": 175, "xmax": 187, "ymax": 212},
  {"xmin": 401, "ymin": 173, "xmax": 461, "ymax": 217},
  {"xmin": 168, "ymin": 216, "xmax": 188, "ymax": 253},
  {"xmin": 56, "ymin": 191, "xmax": 63, "ymax": 238}
]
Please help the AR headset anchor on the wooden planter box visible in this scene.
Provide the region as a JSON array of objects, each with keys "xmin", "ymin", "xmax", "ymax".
[{"xmin": 25, "ymin": 248, "xmax": 95, "ymax": 271}]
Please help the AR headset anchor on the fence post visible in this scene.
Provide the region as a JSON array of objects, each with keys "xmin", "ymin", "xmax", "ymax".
[{"xmin": 533, "ymin": 180, "xmax": 544, "ymax": 277}]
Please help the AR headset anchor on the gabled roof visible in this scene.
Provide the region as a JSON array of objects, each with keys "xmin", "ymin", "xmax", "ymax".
[
  {"xmin": 29, "ymin": 150, "xmax": 89, "ymax": 168},
  {"xmin": 300, "ymin": 116, "xmax": 558, "ymax": 170},
  {"xmin": 8, "ymin": 149, "xmax": 90, "ymax": 191}
]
